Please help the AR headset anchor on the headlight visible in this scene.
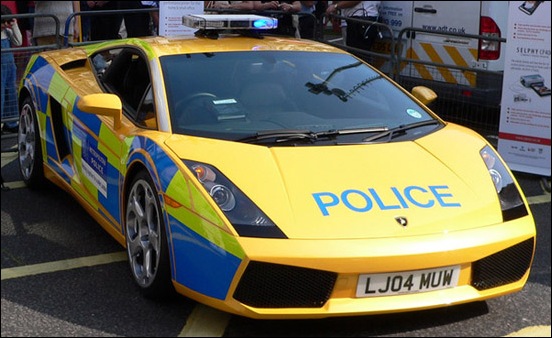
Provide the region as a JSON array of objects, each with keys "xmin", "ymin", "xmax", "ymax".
[
  {"xmin": 185, "ymin": 160, "xmax": 287, "ymax": 238},
  {"xmin": 480, "ymin": 146, "xmax": 528, "ymax": 221},
  {"xmin": 204, "ymin": 182, "xmax": 236, "ymax": 211}
]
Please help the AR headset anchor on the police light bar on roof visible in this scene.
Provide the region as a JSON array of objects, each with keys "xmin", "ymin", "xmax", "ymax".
[{"xmin": 183, "ymin": 14, "xmax": 278, "ymax": 30}]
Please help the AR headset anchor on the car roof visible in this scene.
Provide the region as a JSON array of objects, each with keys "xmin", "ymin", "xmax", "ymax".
[{"xmin": 85, "ymin": 34, "xmax": 347, "ymax": 58}]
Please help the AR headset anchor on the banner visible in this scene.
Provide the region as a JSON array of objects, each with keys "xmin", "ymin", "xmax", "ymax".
[
  {"xmin": 498, "ymin": 1, "xmax": 551, "ymax": 176},
  {"xmin": 159, "ymin": 1, "xmax": 203, "ymax": 37}
]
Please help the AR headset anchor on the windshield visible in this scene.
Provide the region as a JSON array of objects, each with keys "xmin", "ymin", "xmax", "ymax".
[{"xmin": 161, "ymin": 51, "xmax": 439, "ymax": 144}]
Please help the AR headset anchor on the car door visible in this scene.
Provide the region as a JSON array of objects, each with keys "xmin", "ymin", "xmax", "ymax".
[{"xmin": 73, "ymin": 47, "xmax": 153, "ymax": 232}]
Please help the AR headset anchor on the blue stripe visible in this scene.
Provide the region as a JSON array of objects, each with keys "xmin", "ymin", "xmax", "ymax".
[
  {"xmin": 102, "ymin": 167, "xmax": 121, "ymax": 224},
  {"xmin": 74, "ymin": 111, "xmax": 102, "ymax": 136},
  {"xmin": 169, "ymin": 215, "xmax": 241, "ymax": 300},
  {"xmin": 128, "ymin": 136, "xmax": 179, "ymax": 192},
  {"xmin": 29, "ymin": 58, "xmax": 54, "ymax": 113},
  {"xmin": 29, "ymin": 55, "xmax": 50, "ymax": 74},
  {"xmin": 151, "ymin": 142, "xmax": 179, "ymax": 192}
]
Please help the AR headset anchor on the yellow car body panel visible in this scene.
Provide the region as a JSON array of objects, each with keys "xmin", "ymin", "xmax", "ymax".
[{"xmin": 165, "ymin": 123, "xmax": 510, "ymax": 240}]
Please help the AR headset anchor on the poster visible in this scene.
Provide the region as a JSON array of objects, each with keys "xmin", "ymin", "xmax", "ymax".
[
  {"xmin": 159, "ymin": 1, "xmax": 204, "ymax": 36},
  {"xmin": 497, "ymin": 1, "xmax": 551, "ymax": 176}
]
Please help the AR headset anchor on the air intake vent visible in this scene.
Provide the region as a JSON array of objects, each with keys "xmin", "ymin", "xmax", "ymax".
[
  {"xmin": 233, "ymin": 261, "xmax": 337, "ymax": 308},
  {"xmin": 472, "ymin": 238, "xmax": 534, "ymax": 290}
]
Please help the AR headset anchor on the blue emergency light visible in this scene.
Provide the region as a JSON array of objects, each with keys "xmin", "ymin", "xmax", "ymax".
[{"xmin": 183, "ymin": 14, "xmax": 278, "ymax": 30}]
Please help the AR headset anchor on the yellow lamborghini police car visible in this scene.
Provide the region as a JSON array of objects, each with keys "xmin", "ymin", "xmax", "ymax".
[{"xmin": 16, "ymin": 14, "xmax": 536, "ymax": 319}]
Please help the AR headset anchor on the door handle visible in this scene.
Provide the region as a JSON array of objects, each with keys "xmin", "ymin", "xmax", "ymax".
[{"xmin": 414, "ymin": 7, "xmax": 437, "ymax": 14}]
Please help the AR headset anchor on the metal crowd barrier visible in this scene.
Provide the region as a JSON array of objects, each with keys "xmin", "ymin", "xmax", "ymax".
[
  {"xmin": 325, "ymin": 13, "xmax": 507, "ymax": 139},
  {"xmin": 2, "ymin": 13, "xmax": 62, "ymax": 141},
  {"xmin": 392, "ymin": 26, "xmax": 506, "ymax": 138}
]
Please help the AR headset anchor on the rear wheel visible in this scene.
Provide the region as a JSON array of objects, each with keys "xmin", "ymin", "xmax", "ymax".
[
  {"xmin": 125, "ymin": 170, "xmax": 173, "ymax": 298},
  {"xmin": 18, "ymin": 96, "xmax": 45, "ymax": 188}
]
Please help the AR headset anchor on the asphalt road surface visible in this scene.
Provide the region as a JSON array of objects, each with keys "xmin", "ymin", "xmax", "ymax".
[{"xmin": 2, "ymin": 137, "xmax": 550, "ymax": 337}]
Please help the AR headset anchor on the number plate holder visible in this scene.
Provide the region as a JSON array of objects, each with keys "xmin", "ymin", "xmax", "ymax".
[{"xmin": 356, "ymin": 265, "xmax": 461, "ymax": 297}]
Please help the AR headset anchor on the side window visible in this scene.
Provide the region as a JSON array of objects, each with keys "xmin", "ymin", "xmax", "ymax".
[
  {"xmin": 137, "ymin": 84, "xmax": 157, "ymax": 129},
  {"xmin": 93, "ymin": 48, "xmax": 156, "ymax": 128},
  {"xmin": 93, "ymin": 48, "xmax": 122, "ymax": 81},
  {"xmin": 122, "ymin": 55, "xmax": 150, "ymax": 112}
]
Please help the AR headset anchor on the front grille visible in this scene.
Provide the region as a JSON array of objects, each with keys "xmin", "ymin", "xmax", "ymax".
[
  {"xmin": 471, "ymin": 238, "xmax": 534, "ymax": 290},
  {"xmin": 233, "ymin": 261, "xmax": 337, "ymax": 308}
]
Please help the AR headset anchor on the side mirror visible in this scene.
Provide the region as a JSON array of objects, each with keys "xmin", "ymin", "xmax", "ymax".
[
  {"xmin": 411, "ymin": 86, "xmax": 437, "ymax": 106},
  {"xmin": 77, "ymin": 93, "xmax": 123, "ymax": 129}
]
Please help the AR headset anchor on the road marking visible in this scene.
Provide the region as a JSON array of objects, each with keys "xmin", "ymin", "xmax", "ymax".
[
  {"xmin": 1, "ymin": 181, "xmax": 26, "ymax": 190},
  {"xmin": 504, "ymin": 325, "xmax": 551, "ymax": 337},
  {"xmin": 178, "ymin": 304, "xmax": 231, "ymax": 337},
  {"xmin": 0, "ymin": 250, "xmax": 231, "ymax": 336},
  {"xmin": 1, "ymin": 148, "xmax": 18, "ymax": 162},
  {"xmin": 527, "ymin": 194, "xmax": 551, "ymax": 205},
  {"xmin": 1, "ymin": 251, "xmax": 127, "ymax": 281}
]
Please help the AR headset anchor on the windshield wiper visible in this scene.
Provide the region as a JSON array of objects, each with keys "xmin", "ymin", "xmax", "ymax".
[
  {"xmin": 362, "ymin": 120, "xmax": 441, "ymax": 143},
  {"xmin": 237, "ymin": 129, "xmax": 318, "ymax": 144},
  {"xmin": 314, "ymin": 126, "xmax": 388, "ymax": 137},
  {"xmin": 237, "ymin": 127, "xmax": 389, "ymax": 144}
]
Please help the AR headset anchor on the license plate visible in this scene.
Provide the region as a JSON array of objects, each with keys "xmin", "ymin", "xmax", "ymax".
[{"xmin": 356, "ymin": 265, "xmax": 460, "ymax": 297}]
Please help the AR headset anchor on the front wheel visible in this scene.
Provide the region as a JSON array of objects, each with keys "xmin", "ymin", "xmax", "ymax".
[
  {"xmin": 18, "ymin": 96, "xmax": 45, "ymax": 188},
  {"xmin": 125, "ymin": 170, "xmax": 173, "ymax": 298}
]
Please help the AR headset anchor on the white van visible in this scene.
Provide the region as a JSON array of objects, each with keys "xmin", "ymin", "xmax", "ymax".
[{"xmin": 374, "ymin": 1, "xmax": 509, "ymax": 107}]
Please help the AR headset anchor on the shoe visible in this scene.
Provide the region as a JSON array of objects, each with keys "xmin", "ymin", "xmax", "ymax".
[{"xmin": 2, "ymin": 124, "xmax": 19, "ymax": 134}]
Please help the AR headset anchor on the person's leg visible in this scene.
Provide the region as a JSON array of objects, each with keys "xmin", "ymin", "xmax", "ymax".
[
  {"xmin": 346, "ymin": 20, "xmax": 363, "ymax": 49},
  {"xmin": 89, "ymin": 2, "xmax": 122, "ymax": 41},
  {"xmin": 362, "ymin": 16, "xmax": 380, "ymax": 51},
  {"xmin": 1, "ymin": 55, "xmax": 7, "ymax": 125},
  {"xmin": 124, "ymin": 12, "xmax": 151, "ymax": 37},
  {"xmin": 341, "ymin": 20, "xmax": 347, "ymax": 45},
  {"xmin": 346, "ymin": 17, "xmax": 377, "ymax": 51},
  {"xmin": 1, "ymin": 39, "xmax": 13, "ymax": 128},
  {"xmin": 299, "ymin": 15, "xmax": 316, "ymax": 39},
  {"xmin": 119, "ymin": 1, "xmax": 151, "ymax": 38},
  {"xmin": 4, "ymin": 61, "xmax": 19, "ymax": 129}
]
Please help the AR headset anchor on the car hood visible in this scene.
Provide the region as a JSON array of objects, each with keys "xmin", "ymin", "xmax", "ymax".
[{"xmin": 165, "ymin": 124, "xmax": 502, "ymax": 240}]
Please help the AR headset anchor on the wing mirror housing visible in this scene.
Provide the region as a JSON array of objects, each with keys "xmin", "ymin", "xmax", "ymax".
[
  {"xmin": 77, "ymin": 93, "xmax": 123, "ymax": 129},
  {"xmin": 411, "ymin": 86, "xmax": 438, "ymax": 106}
]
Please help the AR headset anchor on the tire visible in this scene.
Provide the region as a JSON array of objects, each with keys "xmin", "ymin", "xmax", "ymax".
[
  {"xmin": 18, "ymin": 96, "xmax": 45, "ymax": 188},
  {"xmin": 125, "ymin": 170, "xmax": 173, "ymax": 298}
]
